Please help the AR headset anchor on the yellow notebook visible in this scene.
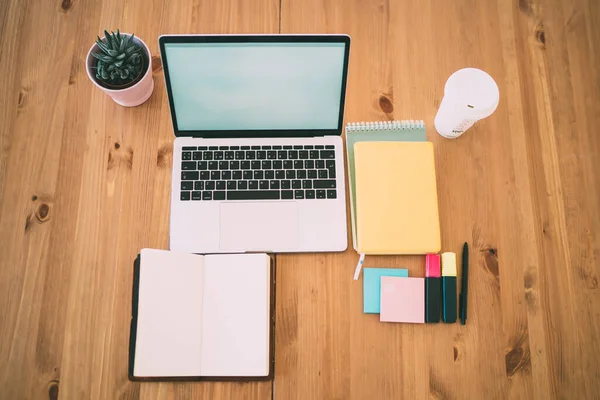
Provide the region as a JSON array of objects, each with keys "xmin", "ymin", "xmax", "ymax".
[{"xmin": 354, "ymin": 142, "xmax": 441, "ymax": 254}]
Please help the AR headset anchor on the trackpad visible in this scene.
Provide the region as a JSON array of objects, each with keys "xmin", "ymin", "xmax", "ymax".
[{"xmin": 219, "ymin": 202, "xmax": 298, "ymax": 251}]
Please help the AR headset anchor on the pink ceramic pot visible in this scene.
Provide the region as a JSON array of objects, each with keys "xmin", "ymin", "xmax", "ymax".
[{"xmin": 86, "ymin": 33, "xmax": 154, "ymax": 107}]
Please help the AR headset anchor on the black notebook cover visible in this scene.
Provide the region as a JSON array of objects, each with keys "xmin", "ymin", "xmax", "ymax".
[{"xmin": 128, "ymin": 253, "xmax": 276, "ymax": 381}]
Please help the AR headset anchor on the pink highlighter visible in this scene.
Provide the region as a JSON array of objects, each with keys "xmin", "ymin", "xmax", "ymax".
[{"xmin": 425, "ymin": 254, "xmax": 441, "ymax": 323}]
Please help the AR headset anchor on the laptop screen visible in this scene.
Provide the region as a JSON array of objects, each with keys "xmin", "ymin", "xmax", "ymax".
[{"xmin": 161, "ymin": 38, "xmax": 348, "ymax": 135}]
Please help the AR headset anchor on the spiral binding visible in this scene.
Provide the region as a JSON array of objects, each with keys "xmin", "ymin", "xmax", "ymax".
[{"xmin": 345, "ymin": 120, "xmax": 425, "ymax": 132}]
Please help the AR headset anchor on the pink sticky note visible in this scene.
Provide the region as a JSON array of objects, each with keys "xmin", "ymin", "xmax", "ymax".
[{"xmin": 380, "ymin": 277, "xmax": 425, "ymax": 323}]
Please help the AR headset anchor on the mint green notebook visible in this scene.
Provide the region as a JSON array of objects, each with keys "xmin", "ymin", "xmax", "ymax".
[{"xmin": 345, "ymin": 120, "xmax": 426, "ymax": 250}]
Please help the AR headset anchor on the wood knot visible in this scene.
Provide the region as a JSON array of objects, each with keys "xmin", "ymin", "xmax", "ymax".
[
  {"xmin": 17, "ymin": 87, "xmax": 29, "ymax": 111},
  {"xmin": 36, "ymin": 203, "xmax": 50, "ymax": 222},
  {"xmin": 157, "ymin": 144, "xmax": 173, "ymax": 168},
  {"xmin": 534, "ymin": 22, "xmax": 546, "ymax": 48},
  {"xmin": 32, "ymin": 195, "xmax": 38, "ymax": 201},
  {"xmin": 48, "ymin": 379, "xmax": 59, "ymax": 400},
  {"xmin": 482, "ymin": 247, "xmax": 499, "ymax": 278},
  {"xmin": 24, "ymin": 214, "xmax": 32, "ymax": 232},
  {"xmin": 114, "ymin": 142, "xmax": 120, "ymax": 149},
  {"xmin": 60, "ymin": 0, "xmax": 72, "ymax": 12},
  {"xmin": 378, "ymin": 95, "xmax": 394, "ymax": 114},
  {"xmin": 505, "ymin": 345, "xmax": 530, "ymax": 377},
  {"xmin": 577, "ymin": 266, "xmax": 598, "ymax": 290},
  {"xmin": 152, "ymin": 56, "xmax": 162, "ymax": 74}
]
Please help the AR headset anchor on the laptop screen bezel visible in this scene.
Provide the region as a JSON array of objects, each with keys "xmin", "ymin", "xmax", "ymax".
[{"xmin": 159, "ymin": 34, "xmax": 351, "ymax": 138}]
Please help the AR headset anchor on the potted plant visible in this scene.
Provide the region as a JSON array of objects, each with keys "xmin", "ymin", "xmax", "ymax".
[{"xmin": 86, "ymin": 30, "xmax": 154, "ymax": 107}]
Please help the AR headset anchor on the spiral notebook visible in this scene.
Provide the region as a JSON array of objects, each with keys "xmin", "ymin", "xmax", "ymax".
[{"xmin": 345, "ymin": 120, "xmax": 427, "ymax": 250}]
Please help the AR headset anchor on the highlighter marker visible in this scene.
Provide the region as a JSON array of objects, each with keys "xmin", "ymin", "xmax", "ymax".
[
  {"xmin": 441, "ymin": 252, "xmax": 457, "ymax": 323},
  {"xmin": 425, "ymin": 254, "xmax": 441, "ymax": 323}
]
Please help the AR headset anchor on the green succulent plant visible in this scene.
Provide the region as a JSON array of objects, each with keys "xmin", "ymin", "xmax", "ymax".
[{"xmin": 92, "ymin": 30, "xmax": 145, "ymax": 86}]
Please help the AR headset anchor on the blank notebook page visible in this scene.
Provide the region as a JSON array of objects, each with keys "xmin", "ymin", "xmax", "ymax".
[
  {"xmin": 200, "ymin": 253, "xmax": 271, "ymax": 376},
  {"xmin": 134, "ymin": 249, "xmax": 204, "ymax": 377}
]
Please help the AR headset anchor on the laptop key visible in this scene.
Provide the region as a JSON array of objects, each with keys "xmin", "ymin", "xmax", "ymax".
[
  {"xmin": 209, "ymin": 146, "xmax": 218, "ymax": 150},
  {"xmin": 205, "ymin": 181, "xmax": 215, "ymax": 190},
  {"xmin": 327, "ymin": 190, "xmax": 337, "ymax": 199},
  {"xmin": 292, "ymin": 180, "xmax": 302, "ymax": 189},
  {"xmin": 286, "ymin": 170, "xmax": 296, "ymax": 179},
  {"xmin": 249, "ymin": 180, "xmax": 259, "ymax": 190},
  {"xmin": 282, "ymin": 190, "xmax": 293, "ymax": 199},
  {"xmin": 273, "ymin": 145, "xmax": 282, "ymax": 150},
  {"xmin": 216, "ymin": 181, "xmax": 226, "ymax": 190},
  {"xmin": 195, "ymin": 181, "xmax": 204, "ymax": 190},
  {"xmin": 316, "ymin": 190, "xmax": 326, "ymax": 199},
  {"xmin": 289, "ymin": 150, "xmax": 298, "ymax": 159},
  {"xmin": 281, "ymin": 180, "xmax": 291, "ymax": 189},
  {"xmin": 267, "ymin": 151, "xmax": 277, "ymax": 159},
  {"xmin": 294, "ymin": 160, "xmax": 304, "ymax": 169},
  {"xmin": 202, "ymin": 191, "xmax": 212, "ymax": 200},
  {"xmin": 238, "ymin": 180, "xmax": 248, "ymax": 189},
  {"xmin": 276, "ymin": 170, "xmax": 285, "ymax": 179},
  {"xmin": 270, "ymin": 180, "xmax": 280, "ymax": 189},
  {"xmin": 294, "ymin": 145, "xmax": 303, "ymax": 149},
  {"xmin": 262, "ymin": 160, "xmax": 272, "ymax": 169},
  {"xmin": 211, "ymin": 171, "xmax": 220, "ymax": 180},
  {"xmin": 320, "ymin": 150, "xmax": 335, "ymax": 159},
  {"xmin": 283, "ymin": 145, "xmax": 293, "ymax": 149},
  {"xmin": 273, "ymin": 160, "xmax": 283, "ymax": 169},
  {"xmin": 265, "ymin": 170, "xmax": 275, "ymax": 179},
  {"xmin": 225, "ymin": 151, "xmax": 235, "ymax": 160},
  {"xmin": 299, "ymin": 150, "xmax": 309, "ymax": 159},
  {"xmin": 198, "ymin": 146, "xmax": 208, "ymax": 150},
  {"xmin": 328, "ymin": 168, "xmax": 336, "ymax": 179},
  {"xmin": 227, "ymin": 191, "xmax": 280, "ymax": 200},
  {"xmin": 284, "ymin": 160, "xmax": 293, "ymax": 169},
  {"xmin": 208, "ymin": 161, "xmax": 218, "ymax": 170},
  {"xmin": 326, "ymin": 160, "xmax": 335, "ymax": 169},
  {"xmin": 316, "ymin": 160, "xmax": 325, "ymax": 169},
  {"xmin": 227, "ymin": 181, "xmax": 236, "ymax": 190},
  {"xmin": 251, "ymin": 161, "xmax": 261, "ymax": 169},
  {"xmin": 308, "ymin": 170, "xmax": 318, "ymax": 179},
  {"xmin": 192, "ymin": 191, "xmax": 202, "ymax": 200},
  {"xmin": 182, "ymin": 171, "xmax": 199, "ymax": 181},
  {"xmin": 230, "ymin": 146, "xmax": 239, "ymax": 150},
  {"xmin": 241, "ymin": 161, "xmax": 251, "ymax": 169},
  {"xmin": 183, "ymin": 146, "xmax": 197, "ymax": 151},
  {"xmin": 297, "ymin": 170, "xmax": 307, "ymax": 179},
  {"xmin": 193, "ymin": 151, "xmax": 202, "ymax": 160},
  {"xmin": 235, "ymin": 151, "xmax": 245, "ymax": 160},
  {"xmin": 214, "ymin": 191, "xmax": 226, "ymax": 200},
  {"xmin": 305, "ymin": 189, "xmax": 315, "ymax": 199},
  {"xmin": 325, "ymin": 145, "xmax": 334, "ymax": 149},
  {"xmin": 262, "ymin": 145, "xmax": 272, "ymax": 150},
  {"xmin": 257, "ymin": 151, "xmax": 266, "ymax": 159},
  {"xmin": 233, "ymin": 171, "xmax": 242, "ymax": 180},
  {"xmin": 219, "ymin": 146, "xmax": 229, "ymax": 150},
  {"xmin": 277, "ymin": 151, "xmax": 287, "ymax": 159},
  {"xmin": 310, "ymin": 150, "xmax": 319, "ymax": 159},
  {"xmin": 241, "ymin": 146, "xmax": 250, "ymax": 150},
  {"xmin": 254, "ymin": 171, "xmax": 264, "ymax": 180},
  {"xmin": 303, "ymin": 180, "xmax": 312, "ymax": 189},
  {"xmin": 246, "ymin": 151, "xmax": 256, "ymax": 160},
  {"xmin": 304, "ymin": 145, "xmax": 314, "ymax": 149},
  {"xmin": 181, "ymin": 191, "xmax": 191, "ymax": 201},
  {"xmin": 315, "ymin": 145, "xmax": 324, "ymax": 149},
  {"xmin": 318, "ymin": 170, "xmax": 328, "ymax": 179},
  {"xmin": 294, "ymin": 190, "xmax": 304, "ymax": 199},
  {"xmin": 198, "ymin": 161, "xmax": 208, "ymax": 170},
  {"xmin": 181, "ymin": 181, "xmax": 193, "ymax": 191},
  {"xmin": 214, "ymin": 151, "xmax": 224, "ymax": 160},
  {"xmin": 219, "ymin": 161, "xmax": 229, "ymax": 170},
  {"xmin": 314, "ymin": 179, "xmax": 336, "ymax": 188},
  {"xmin": 182, "ymin": 161, "xmax": 196, "ymax": 170},
  {"xmin": 243, "ymin": 170, "xmax": 253, "ymax": 180},
  {"xmin": 305, "ymin": 160, "xmax": 314, "ymax": 169},
  {"xmin": 251, "ymin": 145, "xmax": 261, "ymax": 150},
  {"xmin": 230, "ymin": 160, "xmax": 240, "ymax": 169},
  {"xmin": 222, "ymin": 171, "xmax": 232, "ymax": 180},
  {"xmin": 259, "ymin": 180, "xmax": 269, "ymax": 190},
  {"xmin": 182, "ymin": 152, "xmax": 192, "ymax": 160},
  {"xmin": 203, "ymin": 152, "xmax": 213, "ymax": 160},
  {"xmin": 200, "ymin": 171, "xmax": 210, "ymax": 180}
]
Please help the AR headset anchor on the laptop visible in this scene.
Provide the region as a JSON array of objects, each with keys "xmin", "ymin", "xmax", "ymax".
[{"xmin": 159, "ymin": 34, "xmax": 350, "ymax": 254}]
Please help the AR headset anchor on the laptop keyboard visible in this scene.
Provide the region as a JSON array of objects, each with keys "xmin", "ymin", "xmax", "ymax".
[{"xmin": 179, "ymin": 145, "xmax": 337, "ymax": 201}]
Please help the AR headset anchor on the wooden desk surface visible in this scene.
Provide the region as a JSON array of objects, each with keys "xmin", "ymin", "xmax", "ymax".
[{"xmin": 1, "ymin": 0, "xmax": 599, "ymax": 398}]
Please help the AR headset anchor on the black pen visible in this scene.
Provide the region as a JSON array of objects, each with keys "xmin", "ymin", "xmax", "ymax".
[{"xmin": 459, "ymin": 242, "xmax": 469, "ymax": 325}]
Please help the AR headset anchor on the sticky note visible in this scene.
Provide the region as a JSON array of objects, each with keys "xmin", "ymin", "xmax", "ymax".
[
  {"xmin": 363, "ymin": 268, "xmax": 408, "ymax": 313},
  {"xmin": 380, "ymin": 277, "xmax": 425, "ymax": 323}
]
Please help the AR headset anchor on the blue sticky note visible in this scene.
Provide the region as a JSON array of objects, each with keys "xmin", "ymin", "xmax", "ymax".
[{"xmin": 363, "ymin": 268, "xmax": 409, "ymax": 313}]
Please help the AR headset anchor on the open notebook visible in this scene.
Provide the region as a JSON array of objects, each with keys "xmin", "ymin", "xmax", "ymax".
[{"xmin": 129, "ymin": 249, "xmax": 274, "ymax": 381}]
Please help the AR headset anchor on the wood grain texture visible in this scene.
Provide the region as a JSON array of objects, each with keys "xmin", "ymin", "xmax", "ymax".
[{"xmin": 0, "ymin": 0, "xmax": 599, "ymax": 398}]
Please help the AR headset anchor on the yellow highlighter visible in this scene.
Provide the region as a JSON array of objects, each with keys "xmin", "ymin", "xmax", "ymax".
[{"xmin": 441, "ymin": 252, "xmax": 457, "ymax": 323}]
